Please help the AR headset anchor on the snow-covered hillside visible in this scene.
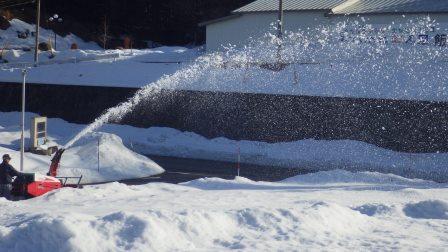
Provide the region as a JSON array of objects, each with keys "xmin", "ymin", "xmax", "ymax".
[
  {"xmin": 0, "ymin": 170, "xmax": 447, "ymax": 251},
  {"xmin": 1, "ymin": 19, "xmax": 448, "ymax": 102},
  {"xmin": 0, "ymin": 19, "xmax": 100, "ymax": 51}
]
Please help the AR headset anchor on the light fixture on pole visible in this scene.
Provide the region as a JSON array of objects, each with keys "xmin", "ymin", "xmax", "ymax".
[{"xmin": 48, "ymin": 14, "xmax": 63, "ymax": 50}]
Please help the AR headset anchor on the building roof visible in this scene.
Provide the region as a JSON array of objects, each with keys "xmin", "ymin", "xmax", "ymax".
[
  {"xmin": 200, "ymin": 0, "xmax": 448, "ymax": 27},
  {"xmin": 233, "ymin": 0, "xmax": 448, "ymax": 15},
  {"xmin": 332, "ymin": 0, "xmax": 448, "ymax": 15},
  {"xmin": 232, "ymin": 0, "xmax": 347, "ymax": 13},
  {"xmin": 198, "ymin": 14, "xmax": 242, "ymax": 27}
]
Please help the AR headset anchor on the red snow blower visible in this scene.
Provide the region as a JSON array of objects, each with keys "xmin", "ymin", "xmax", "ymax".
[{"xmin": 11, "ymin": 149, "xmax": 83, "ymax": 199}]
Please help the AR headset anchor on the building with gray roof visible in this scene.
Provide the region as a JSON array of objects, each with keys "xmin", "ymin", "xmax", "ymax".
[{"xmin": 201, "ymin": 0, "xmax": 448, "ymax": 51}]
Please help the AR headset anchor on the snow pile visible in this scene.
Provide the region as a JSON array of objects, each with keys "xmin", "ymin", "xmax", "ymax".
[
  {"xmin": 115, "ymin": 126, "xmax": 448, "ymax": 182},
  {"xmin": 130, "ymin": 46, "xmax": 202, "ymax": 63},
  {"xmin": 0, "ymin": 113, "xmax": 164, "ymax": 183},
  {"xmin": 183, "ymin": 169, "xmax": 440, "ymax": 190},
  {"xmin": 281, "ymin": 169, "xmax": 436, "ymax": 185},
  {"xmin": 0, "ymin": 170, "xmax": 447, "ymax": 251},
  {"xmin": 57, "ymin": 133, "xmax": 164, "ymax": 183},
  {"xmin": 181, "ymin": 176, "xmax": 262, "ymax": 190}
]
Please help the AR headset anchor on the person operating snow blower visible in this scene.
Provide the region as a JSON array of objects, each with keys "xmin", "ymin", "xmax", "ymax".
[{"xmin": 0, "ymin": 154, "xmax": 20, "ymax": 200}]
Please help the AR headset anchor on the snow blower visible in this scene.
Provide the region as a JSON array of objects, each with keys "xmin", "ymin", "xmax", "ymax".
[{"xmin": 11, "ymin": 149, "xmax": 83, "ymax": 199}]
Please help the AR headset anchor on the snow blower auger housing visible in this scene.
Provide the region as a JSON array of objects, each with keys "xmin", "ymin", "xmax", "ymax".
[{"xmin": 11, "ymin": 148, "xmax": 83, "ymax": 199}]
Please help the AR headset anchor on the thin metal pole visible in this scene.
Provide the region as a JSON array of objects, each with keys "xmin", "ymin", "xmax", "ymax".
[
  {"xmin": 277, "ymin": 0, "xmax": 283, "ymax": 63},
  {"xmin": 103, "ymin": 15, "xmax": 107, "ymax": 50},
  {"xmin": 34, "ymin": 0, "xmax": 41, "ymax": 66},
  {"xmin": 237, "ymin": 143, "xmax": 240, "ymax": 177},
  {"xmin": 54, "ymin": 31, "xmax": 57, "ymax": 50},
  {"xmin": 20, "ymin": 69, "xmax": 27, "ymax": 172},
  {"xmin": 97, "ymin": 137, "xmax": 100, "ymax": 172}
]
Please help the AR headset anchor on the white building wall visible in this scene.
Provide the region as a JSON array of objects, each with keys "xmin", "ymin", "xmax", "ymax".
[
  {"xmin": 206, "ymin": 11, "xmax": 448, "ymax": 52},
  {"xmin": 206, "ymin": 11, "xmax": 329, "ymax": 51},
  {"xmin": 330, "ymin": 13, "xmax": 448, "ymax": 26}
]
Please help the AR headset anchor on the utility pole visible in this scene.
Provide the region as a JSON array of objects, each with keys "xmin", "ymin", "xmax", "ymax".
[
  {"xmin": 34, "ymin": 0, "xmax": 41, "ymax": 66},
  {"xmin": 103, "ymin": 15, "xmax": 108, "ymax": 50},
  {"xmin": 277, "ymin": 0, "xmax": 283, "ymax": 40},
  {"xmin": 277, "ymin": 0, "xmax": 283, "ymax": 64}
]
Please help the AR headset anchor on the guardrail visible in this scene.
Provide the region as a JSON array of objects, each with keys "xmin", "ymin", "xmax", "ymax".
[{"xmin": 0, "ymin": 53, "xmax": 120, "ymax": 69}]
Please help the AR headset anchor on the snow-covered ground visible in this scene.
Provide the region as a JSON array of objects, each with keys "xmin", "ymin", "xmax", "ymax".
[
  {"xmin": 2, "ymin": 112, "xmax": 448, "ymax": 250},
  {"xmin": 0, "ymin": 46, "xmax": 199, "ymax": 86},
  {"xmin": 2, "ymin": 112, "xmax": 448, "ymax": 182},
  {"xmin": 0, "ymin": 170, "xmax": 447, "ymax": 251},
  {"xmin": 0, "ymin": 113, "xmax": 164, "ymax": 183}
]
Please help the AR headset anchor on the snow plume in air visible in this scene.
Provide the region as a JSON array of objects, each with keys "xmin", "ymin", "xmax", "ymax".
[
  {"xmin": 65, "ymin": 17, "xmax": 448, "ymax": 148},
  {"xmin": 64, "ymin": 61, "xmax": 205, "ymax": 149}
]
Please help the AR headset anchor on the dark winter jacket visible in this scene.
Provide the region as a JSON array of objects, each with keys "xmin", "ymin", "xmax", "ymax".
[{"xmin": 0, "ymin": 161, "xmax": 20, "ymax": 184}]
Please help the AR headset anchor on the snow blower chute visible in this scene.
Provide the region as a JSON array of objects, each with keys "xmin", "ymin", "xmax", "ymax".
[{"xmin": 11, "ymin": 149, "xmax": 83, "ymax": 199}]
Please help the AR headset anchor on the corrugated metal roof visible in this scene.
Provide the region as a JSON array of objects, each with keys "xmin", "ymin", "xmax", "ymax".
[
  {"xmin": 198, "ymin": 14, "xmax": 242, "ymax": 27},
  {"xmin": 232, "ymin": 0, "xmax": 347, "ymax": 13},
  {"xmin": 332, "ymin": 0, "xmax": 448, "ymax": 14}
]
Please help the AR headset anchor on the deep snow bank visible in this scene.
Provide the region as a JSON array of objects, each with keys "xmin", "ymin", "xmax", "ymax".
[
  {"xmin": 281, "ymin": 169, "xmax": 437, "ymax": 185},
  {"xmin": 119, "ymin": 127, "xmax": 448, "ymax": 182},
  {"xmin": 57, "ymin": 133, "xmax": 164, "ymax": 183},
  {"xmin": 182, "ymin": 169, "xmax": 440, "ymax": 191},
  {"xmin": 0, "ymin": 170, "xmax": 447, "ymax": 251}
]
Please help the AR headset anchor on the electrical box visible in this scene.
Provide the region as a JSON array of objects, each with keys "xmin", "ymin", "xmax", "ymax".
[
  {"xmin": 30, "ymin": 116, "xmax": 57, "ymax": 155},
  {"xmin": 30, "ymin": 116, "xmax": 47, "ymax": 150}
]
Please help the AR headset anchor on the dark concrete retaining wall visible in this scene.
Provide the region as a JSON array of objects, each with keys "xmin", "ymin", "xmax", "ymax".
[{"xmin": 1, "ymin": 82, "xmax": 447, "ymax": 153}]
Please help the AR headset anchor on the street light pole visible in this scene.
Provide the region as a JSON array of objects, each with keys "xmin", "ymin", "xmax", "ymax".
[
  {"xmin": 20, "ymin": 69, "xmax": 27, "ymax": 172},
  {"xmin": 34, "ymin": 0, "xmax": 41, "ymax": 66},
  {"xmin": 49, "ymin": 14, "xmax": 63, "ymax": 50}
]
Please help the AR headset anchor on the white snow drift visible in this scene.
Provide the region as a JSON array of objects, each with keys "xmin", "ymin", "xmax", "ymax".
[
  {"xmin": 0, "ymin": 170, "xmax": 447, "ymax": 251},
  {"xmin": 0, "ymin": 113, "xmax": 164, "ymax": 183}
]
